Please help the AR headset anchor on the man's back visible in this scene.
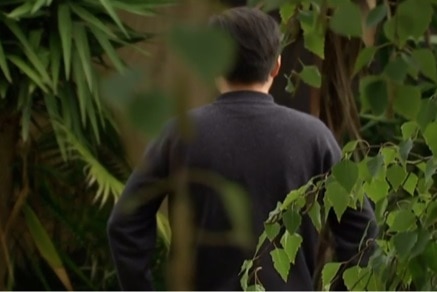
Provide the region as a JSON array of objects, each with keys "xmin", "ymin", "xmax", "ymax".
[
  {"xmin": 107, "ymin": 8, "xmax": 377, "ymax": 291},
  {"xmin": 166, "ymin": 90, "xmax": 376, "ymax": 290}
]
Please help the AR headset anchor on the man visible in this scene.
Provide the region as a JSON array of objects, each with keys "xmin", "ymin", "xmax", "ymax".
[{"xmin": 107, "ymin": 7, "xmax": 377, "ymax": 291}]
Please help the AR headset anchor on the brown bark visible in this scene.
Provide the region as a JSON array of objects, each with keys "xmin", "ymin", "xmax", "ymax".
[{"xmin": 0, "ymin": 110, "xmax": 19, "ymax": 290}]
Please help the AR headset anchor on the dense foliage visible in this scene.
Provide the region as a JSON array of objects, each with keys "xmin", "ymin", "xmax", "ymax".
[
  {"xmin": 238, "ymin": 0, "xmax": 437, "ymax": 290},
  {"xmin": 0, "ymin": 0, "xmax": 171, "ymax": 290}
]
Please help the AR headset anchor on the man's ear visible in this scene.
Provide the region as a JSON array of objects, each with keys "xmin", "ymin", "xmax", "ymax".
[{"xmin": 270, "ymin": 55, "xmax": 282, "ymax": 78}]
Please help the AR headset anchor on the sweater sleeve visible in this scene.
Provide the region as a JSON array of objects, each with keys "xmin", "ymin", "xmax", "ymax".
[
  {"xmin": 319, "ymin": 128, "xmax": 378, "ymax": 290},
  {"xmin": 107, "ymin": 126, "xmax": 172, "ymax": 291}
]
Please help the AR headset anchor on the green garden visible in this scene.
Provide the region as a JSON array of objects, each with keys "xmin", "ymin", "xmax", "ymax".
[{"xmin": 1, "ymin": 0, "xmax": 437, "ymax": 290}]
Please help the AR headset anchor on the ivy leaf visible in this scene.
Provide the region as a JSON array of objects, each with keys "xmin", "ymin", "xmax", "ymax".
[
  {"xmin": 367, "ymin": 153, "xmax": 384, "ymax": 177},
  {"xmin": 280, "ymin": 2, "xmax": 296, "ymax": 23},
  {"xmin": 393, "ymin": 231, "xmax": 418, "ymax": 260},
  {"xmin": 308, "ymin": 201, "xmax": 322, "ymax": 231},
  {"xmin": 384, "ymin": 57, "xmax": 409, "ymax": 83},
  {"xmin": 299, "ymin": 10, "xmax": 325, "ymax": 59},
  {"xmin": 240, "ymin": 260, "xmax": 253, "ymax": 291},
  {"xmin": 424, "ymin": 122, "xmax": 437, "ymax": 157},
  {"xmin": 386, "ymin": 164, "xmax": 407, "ymax": 191},
  {"xmin": 265, "ymin": 222, "xmax": 281, "ymax": 241},
  {"xmin": 416, "ymin": 100, "xmax": 437, "ymax": 131},
  {"xmin": 424, "ymin": 243, "xmax": 437, "ymax": 272},
  {"xmin": 364, "ymin": 178, "xmax": 389, "ymax": 203},
  {"xmin": 381, "ymin": 147, "xmax": 398, "ymax": 165},
  {"xmin": 410, "ymin": 228, "xmax": 430, "ymax": 258},
  {"xmin": 403, "ymin": 173, "xmax": 418, "ymax": 195},
  {"xmin": 332, "ymin": 160, "xmax": 359, "ymax": 192},
  {"xmin": 353, "ymin": 46, "xmax": 377, "ymax": 75},
  {"xmin": 298, "ymin": 65, "xmax": 321, "ymax": 88},
  {"xmin": 366, "ymin": 4, "xmax": 387, "ymax": 27},
  {"xmin": 359, "ymin": 76, "xmax": 388, "ymax": 116},
  {"xmin": 342, "ymin": 140, "xmax": 358, "ymax": 154},
  {"xmin": 411, "ymin": 48, "xmax": 437, "ymax": 82},
  {"xmin": 329, "ymin": 1, "xmax": 362, "ymax": 37},
  {"xmin": 393, "ymin": 85, "xmax": 421, "ymax": 120},
  {"xmin": 283, "ymin": 209, "xmax": 301, "ymax": 235},
  {"xmin": 401, "ymin": 140, "xmax": 416, "ymax": 161},
  {"xmin": 322, "ymin": 262, "xmax": 341, "ymax": 290},
  {"xmin": 401, "ymin": 122, "xmax": 418, "ymax": 140},
  {"xmin": 270, "ymin": 248, "xmax": 290, "ymax": 282},
  {"xmin": 325, "ymin": 181, "xmax": 349, "ymax": 221},
  {"xmin": 343, "ymin": 266, "xmax": 370, "ymax": 291},
  {"xmin": 387, "ymin": 210, "xmax": 417, "ymax": 232},
  {"xmin": 280, "ymin": 232, "xmax": 302, "ymax": 264}
]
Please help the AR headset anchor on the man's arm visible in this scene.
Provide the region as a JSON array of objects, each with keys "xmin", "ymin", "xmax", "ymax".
[
  {"xmin": 319, "ymin": 128, "xmax": 378, "ymax": 289},
  {"xmin": 107, "ymin": 127, "xmax": 172, "ymax": 291}
]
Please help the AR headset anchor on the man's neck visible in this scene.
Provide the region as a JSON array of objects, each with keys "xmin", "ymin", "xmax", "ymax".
[{"xmin": 218, "ymin": 81, "xmax": 272, "ymax": 95}]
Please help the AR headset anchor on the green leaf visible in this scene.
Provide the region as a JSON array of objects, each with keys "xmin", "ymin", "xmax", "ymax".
[
  {"xmin": 410, "ymin": 227, "xmax": 430, "ymax": 258},
  {"xmin": 73, "ymin": 24, "xmax": 93, "ymax": 90},
  {"xmin": 384, "ymin": 0, "xmax": 432, "ymax": 46},
  {"xmin": 4, "ymin": 19, "xmax": 51, "ymax": 84},
  {"xmin": 353, "ymin": 46, "xmax": 377, "ymax": 75},
  {"xmin": 49, "ymin": 33, "xmax": 61, "ymax": 93},
  {"xmin": 0, "ymin": 42, "xmax": 12, "ymax": 82},
  {"xmin": 247, "ymin": 284, "xmax": 265, "ymax": 291},
  {"xmin": 343, "ymin": 266, "xmax": 370, "ymax": 290},
  {"xmin": 424, "ymin": 158, "xmax": 437, "ymax": 184},
  {"xmin": 169, "ymin": 26, "xmax": 236, "ymax": 82},
  {"xmin": 325, "ymin": 181, "xmax": 349, "ymax": 221},
  {"xmin": 98, "ymin": 0, "xmax": 128, "ymax": 36},
  {"xmin": 70, "ymin": 3, "xmax": 116, "ymax": 38},
  {"xmin": 89, "ymin": 27, "xmax": 125, "ymax": 72},
  {"xmin": 386, "ymin": 164, "xmax": 407, "ymax": 191},
  {"xmin": 417, "ymin": 99, "xmax": 437, "ymax": 131},
  {"xmin": 381, "ymin": 147, "xmax": 398, "ymax": 165},
  {"xmin": 23, "ymin": 205, "xmax": 73, "ymax": 290},
  {"xmin": 282, "ymin": 184, "xmax": 309, "ymax": 210},
  {"xmin": 8, "ymin": 55, "xmax": 48, "ymax": 92},
  {"xmin": 393, "ymin": 85, "xmax": 421, "ymax": 120},
  {"xmin": 332, "ymin": 160, "xmax": 359, "ymax": 192},
  {"xmin": 387, "ymin": 209, "xmax": 416, "ymax": 232},
  {"xmin": 58, "ymin": 4, "xmax": 72, "ymax": 79},
  {"xmin": 270, "ymin": 248, "xmax": 290, "ymax": 282},
  {"xmin": 399, "ymin": 138, "xmax": 413, "ymax": 161},
  {"xmin": 283, "ymin": 208, "xmax": 301, "ymax": 234},
  {"xmin": 393, "ymin": 231, "xmax": 418, "ymax": 260},
  {"xmin": 424, "ymin": 243, "xmax": 437, "ymax": 272},
  {"xmin": 299, "ymin": 10, "xmax": 325, "ymax": 59},
  {"xmin": 7, "ymin": 1, "xmax": 32, "ymax": 19},
  {"xmin": 403, "ymin": 173, "xmax": 418, "ymax": 195},
  {"xmin": 367, "ymin": 153, "xmax": 384, "ymax": 177},
  {"xmin": 308, "ymin": 201, "xmax": 322, "ymax": 231},
  {"xmin": 280, "ymin": 232, "xmax": 302, "ymax": 264},
  {"xmin": 424, "ymin": 122, "xmax": 437, "ymax": 157},
  {"xmin": 401, "ymin": 121, "xmax": 418, "ymax": 140},
  {"xmin": 298, "ymin": 65, "xmax": 321, "ymax": 88},
  {"xmin": 240, "ymin": 259, "xmax": 253, "ymax": 290},
  {"xmin": 72, "ymin": 52, "xmax": 88, "ymax": 126},
  {"xmin": 255, "ymin": 232, "xmax": 267, "ymax": 253},
  {"xmin": 366, "ymin": 4, "xmax": 387, "ymax": 27},
  {"xmin": 342, "ymin": 140, "xmax": 358, "ymax": 154},
  {"xmin": 364, "ymin": 178, "xmax": 389, "ymax": 203},
  {"xmin": 384, "ymin": 57, "xmax": 409, "ymax": 83},
  {"xmin": 329, "ymin": 1, "xmax": 362, "ymax": 37},
  {"xmin": 128, "ymin": 90, "xmax": 174, "ymax": 136},
  {"xmin": 359, "ymin": 76, "xmax": 388, "ymax": 116},
  {"xmin": 322, "ymin": 262, "xmax": 341, "ymax": 290},
  {"xmin": 31, "ymin": 0, "xmax": 46, "ymax": 14},
  {"xmin": 265, "ymin": 222, "xmax": 281, "ymax": 241},
  {"xmin": 411, "ymin": 48, "xmax": 437, "ymax": 82},
  {"xmin": 280, "ymin": 2, "xmax": 296, "ymax": 23}
]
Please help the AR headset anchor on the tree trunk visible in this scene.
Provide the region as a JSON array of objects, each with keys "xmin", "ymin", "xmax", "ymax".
[{"xmin": 0, "ymin": 111, "xmax": 19, "ymax": 290}]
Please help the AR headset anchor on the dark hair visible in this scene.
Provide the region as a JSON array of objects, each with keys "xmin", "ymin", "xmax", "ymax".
[{"xmin": 209, "ymin": 7, "xmax": 281, "ymax": 84}]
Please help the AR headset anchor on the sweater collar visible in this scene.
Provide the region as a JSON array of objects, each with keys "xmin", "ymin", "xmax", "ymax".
[{"xmin": 215, "ymin": 90, "xmax": 274, "ymax": 104}]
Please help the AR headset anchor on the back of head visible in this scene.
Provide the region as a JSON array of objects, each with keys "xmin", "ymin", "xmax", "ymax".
[{"xmin": 209, "ymin": 7, "xmax": 281, "ymax": 85}]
